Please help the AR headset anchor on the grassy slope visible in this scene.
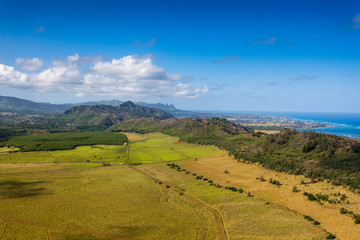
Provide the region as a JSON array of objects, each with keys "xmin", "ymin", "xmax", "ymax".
[
  {"xmin": 137, "ymin": 162, "xmax": 326, "ymax": 240},
  {"xmin": 129, "ymin": 132, "xmax": 222, "ymax": 164}
]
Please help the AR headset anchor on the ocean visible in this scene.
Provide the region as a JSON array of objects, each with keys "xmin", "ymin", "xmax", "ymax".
[{"xmin": 246, "ymin": 111, "xmax": 360, "ymax": 139}]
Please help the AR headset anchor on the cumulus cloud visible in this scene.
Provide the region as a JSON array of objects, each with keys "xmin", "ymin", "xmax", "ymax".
[
  {"xmin": 15, "ymin": 57, "xmax": 44, "ymax": 71},
  {"xmin": 213, "ymin": 55, "xmax": 240, "ymax": 63},
  {"xmin": 0, "ymin": 54, "xmax": 208, "ymax": 99},
  {"xmin": 250, "ymin": 36, "xmax": 277, "ymax": 45}
]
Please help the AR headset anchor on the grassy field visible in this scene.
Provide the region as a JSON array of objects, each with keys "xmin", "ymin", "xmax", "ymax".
[
  {"xmin": 0, "ymin": 145, "xmax": 127, "ymax": 163},
  {"xmin": 180, "ymin": 154, "xmax": 360, "ymax": 240},
  {"xmin": 128, "ymin": 132, "xmax": 222, "ymax": 164},
  {"xmin": 0, "ymin": 163, "xmax": 219, "ymax": 240},
  {"xmin": 1, "ymin": 131, "xmax": 353, "ymax": 239},
  {"xmin": 135, "ymin": 163, "xmax": 327, "ymax": 240}
]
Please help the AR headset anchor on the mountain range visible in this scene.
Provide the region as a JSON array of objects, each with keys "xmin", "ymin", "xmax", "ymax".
[{"xmin": 0, "ymin": 95, "xmax": 178, "ymax": 113}]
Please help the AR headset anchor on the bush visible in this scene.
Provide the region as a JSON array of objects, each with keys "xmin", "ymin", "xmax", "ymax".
[
  {"xmin": 238, "ymin": 188, "xmax": 243, "ymax": 193},
  {"xmin": 340, "ymin": 207, "xmax": 347, "ymax": 214},
  {"xmin": 326, "ymin": 233, "xmax": 336, "ymax": 239},
  {"xmin": 313, "ymin": 221, "xmax": 320, "ymax": 225}
]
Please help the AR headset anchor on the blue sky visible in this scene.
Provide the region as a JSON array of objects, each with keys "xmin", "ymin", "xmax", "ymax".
[{"xmin": 0, "ymin": 0, "xmax": 359, "ymax": 112}]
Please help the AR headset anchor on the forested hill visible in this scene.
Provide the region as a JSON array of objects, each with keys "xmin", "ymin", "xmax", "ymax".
[
  {"xmin": 111, "ymin": 117, "xmax": 360, "ymax": 190},
  {"xmin": 55, "ymin": 101, "xmax": 174, "ymax": 127}
]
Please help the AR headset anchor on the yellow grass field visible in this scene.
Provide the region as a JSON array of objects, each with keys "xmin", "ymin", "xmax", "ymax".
[
  {"xmin": 179, "ymin": 154, "xmax": 360, "ymax": 240},
  {"xmin": 1, "ymin": 132, "xmax": 358, "ymax": 239},
  {"xmin": 0, "ymin": 163, "xmax": 218, "ymax": 239}
]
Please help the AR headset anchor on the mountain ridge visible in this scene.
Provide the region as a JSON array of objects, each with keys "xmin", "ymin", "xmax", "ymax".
[{"xmin": 0, "ymin": 95, "xmax": 179, "ymax": 113}]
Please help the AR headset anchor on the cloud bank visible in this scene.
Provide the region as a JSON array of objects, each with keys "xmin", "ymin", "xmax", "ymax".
[{"xmin": 0, "ymin": 54, "xmax": 208, "ymax": 98}]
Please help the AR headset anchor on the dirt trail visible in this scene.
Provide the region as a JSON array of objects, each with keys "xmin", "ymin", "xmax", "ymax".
[
  {"xmin": 127, "ymin": 165, "xmax": 228, "ymax": 240},
  {"xmin": 46, "ymin": 228, "xmax": 52, "ymax": 240},
  {"xmin": 0, "ymin": 223, "xmax": 8, "ymax": 239}
]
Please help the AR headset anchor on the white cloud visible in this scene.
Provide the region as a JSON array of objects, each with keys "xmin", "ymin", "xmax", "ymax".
[
  {"xmin": 213, "ymin": 55, "xmax": 240, "ymax": 63},
  {"xmin": 250, "ymin": 36, "xmax": 277, "ymax": 45},
  {"xmin": 0, "ymin": 64, "xmax": 29, "ymax": 87},
  {"xmin": 0, "ymin": 54, "xmax": 208, "ymax": 99},
  {"xmin": 15, "ymin": 57, "xmax": 44, "ymax": 71}
]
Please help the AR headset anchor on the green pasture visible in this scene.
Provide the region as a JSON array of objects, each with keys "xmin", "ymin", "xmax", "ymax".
[
  {"xmin": 128, "ymin": 132, "xmax": 222, "ymax": 163},
  {"xmin": 0, "ymin": 131, "xmax": 128, "ymax": 151},
  {"xmin": 0, "ymin": 145, "xmax": 126, "ymax": 163}
]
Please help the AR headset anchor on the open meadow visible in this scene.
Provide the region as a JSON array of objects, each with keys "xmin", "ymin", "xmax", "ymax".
[{"xmin": 1, "ymin": 131, "xmax": 358, "ymax": 239}]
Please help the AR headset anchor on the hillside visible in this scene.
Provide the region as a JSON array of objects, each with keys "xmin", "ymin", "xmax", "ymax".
[
  {"xmin": 0, "ymin": 95, "xmax": 72, "ymax": 112},
  {"xmin": 111, "ymin": 117, "xmax": 360, "ymax": 190},
  {"xmin": 55, "ymin": 101, "xmax": 174, "ymax": 127},
  {"xmin": 0, "ymin": 95, "xmax": 180, "ymax": 113}
]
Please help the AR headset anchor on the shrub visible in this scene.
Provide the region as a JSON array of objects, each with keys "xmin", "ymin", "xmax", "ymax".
[
  {"xmin": 313, "ymin": 221, "xmax": 320, "ymax": 225},
  {"xmin": 340, "ymin": 207, "xmax": 347, "ymax": 214},
  {"xmin": 307, "ymin": 193, "xmax": 316, "ymax": 201},
  {"xmin": 238, "ymin": 188, "xmax": 243, "ymax": 193},
  {"xmin": 326, "ymin": 233, "xmax": 336, "ymax": 239}
]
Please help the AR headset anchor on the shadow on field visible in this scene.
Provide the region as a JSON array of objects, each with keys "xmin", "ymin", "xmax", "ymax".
[
  {"xmin": 0, "ymin": 180, "xmax": 49, "ymax": 198},
  {"xmin": 109, "ymin": 225, "xmax": 153, "ymax": 237}
]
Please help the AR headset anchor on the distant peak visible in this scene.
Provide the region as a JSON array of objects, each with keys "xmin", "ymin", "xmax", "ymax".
[{"xmin": 120, "ymin": 101, "xmax": 137, "ymax": 108}]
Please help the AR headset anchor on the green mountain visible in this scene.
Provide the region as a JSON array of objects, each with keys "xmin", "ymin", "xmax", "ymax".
[
  {"xmin": 111, "ymin": 117, "xmax": 360, "ymax": 190},
  {"xmin": 55, "ymin": 101, "xmax": 174, "ymax": 127},
  {"xmin": 0, "ymin": 95, "xmax": 72, "ymax": 113}
]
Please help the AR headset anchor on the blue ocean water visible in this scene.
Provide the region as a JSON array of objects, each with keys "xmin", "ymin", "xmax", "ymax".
[{"xmin": 245, "ymin": 111, "xmax": 360, "ymax": 139}]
